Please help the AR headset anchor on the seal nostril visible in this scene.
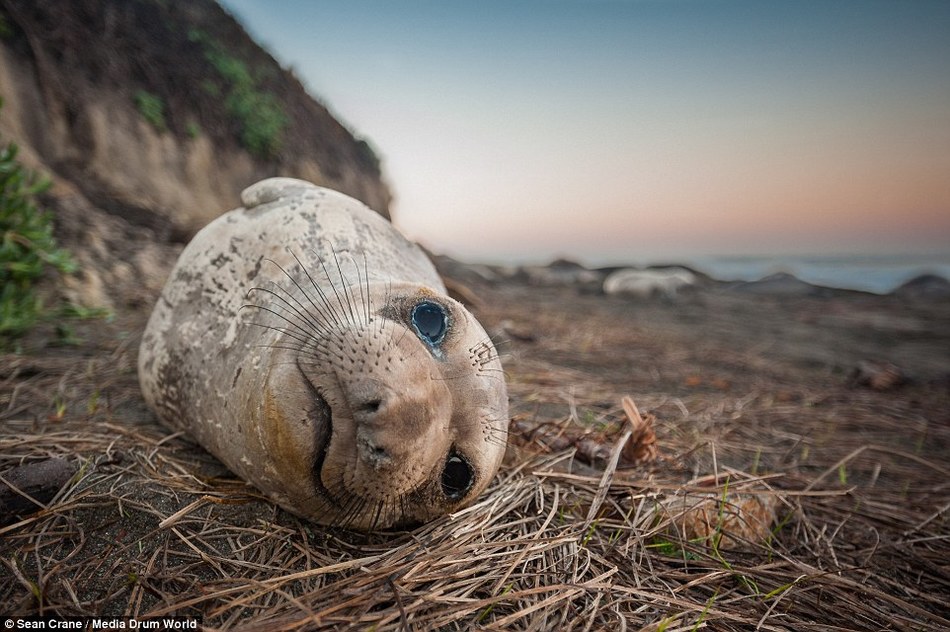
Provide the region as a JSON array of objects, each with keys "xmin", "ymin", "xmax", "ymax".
[
  {"xmin": 358, "ymin": 435, "xmax": 390, "ymax": 467},
  {"xmin": 359, "ymin": 399, "xmax": 382, "ymax": 414},
  {"xmin": 441, "ymin": 453, "xmax": 474, "ymax": 500}
]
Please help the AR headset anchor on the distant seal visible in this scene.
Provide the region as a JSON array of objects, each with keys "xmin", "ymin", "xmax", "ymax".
[
  {"xmin": 138, "ymin": 178, "xmax": 508, "ymax": 530},
  {"xmin": 603, "ymin": 268, "xmax": 696, "ymax": 299}
]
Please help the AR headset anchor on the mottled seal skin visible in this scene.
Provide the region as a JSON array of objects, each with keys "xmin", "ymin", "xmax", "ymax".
[{"xmin": 138, "ymin": 178, "xmax": 508, "ymax": 530}]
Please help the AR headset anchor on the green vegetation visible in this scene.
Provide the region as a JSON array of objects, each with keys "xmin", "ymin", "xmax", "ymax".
[
  {"xmin": 0, "ymin": 99, "xmax": 77, "ymax": 345},
  {"xmin": 185, "ymin": 121, "xmax": 201, "ymax": 139},
  {"xmin": 199, "ymin": 78, "xmax": 221, "ymax": 98},
  {"xmin": 188, "ymin": 29, "xmax": 288, "ymax": 159},
  {"xmin": 0, "ymin": 8, "xmax": 13, "ymax": 40},
  {"xmin": 476, "ymin": 583, "xmax": 512, "ymax": 623},
  {"xmin": 133, "ymin": 90, "xmax": 167, "ymax": 131}
]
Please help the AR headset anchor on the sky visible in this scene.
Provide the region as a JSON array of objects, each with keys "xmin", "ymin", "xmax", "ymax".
[{"xmin": 220, "ymin": 0, "xmax": 950, "ymax": 266}]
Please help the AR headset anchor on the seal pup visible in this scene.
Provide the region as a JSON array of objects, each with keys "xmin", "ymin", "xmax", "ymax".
[{"xmin": 138, "ymin": 178, "xmax": 508, "ymax": 530}]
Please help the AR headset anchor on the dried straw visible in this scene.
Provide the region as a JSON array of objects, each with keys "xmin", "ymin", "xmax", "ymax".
[{"xmin": 2, "ymin": 286, "xmax": 948, "ymax": 630}]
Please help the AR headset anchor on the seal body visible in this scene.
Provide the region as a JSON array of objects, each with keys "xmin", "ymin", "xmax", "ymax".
[
  {"xmin": 139, "ymin": 178, "xmax": 508, "ymax": 530},
  {"xmin": 603, "ymin": 268, "xmax": 696, "ymax": 299}
]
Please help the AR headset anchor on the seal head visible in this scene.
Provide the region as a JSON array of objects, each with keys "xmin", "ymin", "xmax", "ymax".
[{"xmin": 139, "ymin": 178, "xmax": 508, "ymax": 530}]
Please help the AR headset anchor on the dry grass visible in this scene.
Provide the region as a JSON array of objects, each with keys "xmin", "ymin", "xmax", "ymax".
[
  {"xmin": 2, "ymin": 287, "xmax": 949, "ymax": 630},
  {"xmin": 2, "ymin": 401, "xmax": 947, "ymax": 629}
]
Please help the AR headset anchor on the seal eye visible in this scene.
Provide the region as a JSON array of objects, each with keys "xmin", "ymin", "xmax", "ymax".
[
  {"xmin": 441, "ymin": 453, "xmax": 474, "ymax": 500},
  {"xmin": 411, "ymin": 301, "xmax": 447, "ymax": 346}
]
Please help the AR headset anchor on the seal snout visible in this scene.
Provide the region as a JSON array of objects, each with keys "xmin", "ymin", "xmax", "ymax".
[
  {"xmin": 351, "ymin": 389, "xmax": 397, "ymax": 469},
  {"xmin": 348, "ymin": 375, "xmax": 451, "ymax": 474}
]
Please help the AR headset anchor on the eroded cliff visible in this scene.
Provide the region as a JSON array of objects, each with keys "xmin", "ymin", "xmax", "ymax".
[{"xmin": 0, "ymin": 0, "xmax": 391, "ymax": 309}]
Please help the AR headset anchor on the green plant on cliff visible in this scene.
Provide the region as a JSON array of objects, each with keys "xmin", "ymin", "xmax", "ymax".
[
  {"xmin": 133, "ymin": 90, "xmax": 167, "ymax": 131},
  {"xmin": 0, "ymin": 13, "xmax": 12, "ymax": 39},
  {"xmin": 186, "ymin": 121, "xmax": 201, "ymax": 139},
  {"xmin": 0, "ymin": 100, "xmax": 77, "ymax": 345},
  {"xmin": 188, "ymin": 29, "xmax": 288, "ymax": 159}
]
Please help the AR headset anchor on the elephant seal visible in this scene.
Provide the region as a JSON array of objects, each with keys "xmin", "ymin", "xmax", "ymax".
[
  {"xmin": 138, "ymin": 178, "xmax": 508, "ymax": 530},
  {"xmin": 603, "ymin": 268, "xmax": 696, "ymax": 299}
]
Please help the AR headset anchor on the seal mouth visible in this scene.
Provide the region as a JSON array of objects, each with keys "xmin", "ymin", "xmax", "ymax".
[{"xmin": 297, "ymin": 360, "xmax": 336, "ymax": 506}]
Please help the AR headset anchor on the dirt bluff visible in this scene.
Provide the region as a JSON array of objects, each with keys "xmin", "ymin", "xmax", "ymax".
[{"xmin": 0, "ymin": 0, "xmax": 391, "ymax": 309}]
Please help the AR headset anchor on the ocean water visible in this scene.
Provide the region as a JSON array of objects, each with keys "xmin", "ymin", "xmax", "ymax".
[{"xmin": 682, "ymin": 254, "xmax": 950, "ymax": 295}]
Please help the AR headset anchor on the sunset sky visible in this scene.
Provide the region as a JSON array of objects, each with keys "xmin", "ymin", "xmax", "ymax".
[{"xmin": 221, "ymin": 0, "xmax": 950, "ymax": 265}]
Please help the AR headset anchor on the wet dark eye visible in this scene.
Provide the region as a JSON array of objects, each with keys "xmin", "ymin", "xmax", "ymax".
[
  {"xmin": 441, "ymin": 453, "xmax": 474, "ymax": 500},
  {"xmin": 411, "ymin": 301, "xmax": 447, "ymax": 346}
]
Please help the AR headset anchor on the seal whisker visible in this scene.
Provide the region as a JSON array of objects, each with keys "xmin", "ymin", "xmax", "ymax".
[
  {"xmin": 318, "ymin": 246, "xmax": 357, "ymax": 329},
  {"xmin": 250, "ymin": 343, "xmax": 312, "ymax": 355},
  {"xmin": 376, "ymin": 280, "xmax": 396, "ymax": 344},
  {"xmin": 255, "ymin": 350, "xmax": 334, "ymax": 370},
  {"xmin": 243, "ymin": 304, "xmax": 327, "ymax": 348},
  {"xmin": 350, "ymin": 251, "xmax": 367, "ymax": 325},
  {"xmin": 469, "ymin": 336, "xmax": 504, "ymax": 362},
  {"xmin": 483, "ymin": 426, "xmax": 510, "ymax": 448},
  {"xmin": 341, "ymin": 497, "xmax": 369, "ymax": 529},
  {"xmin": 432, "ymin": 362, "xmax": 505, "ymax": 383},
  {"xmin": 244, "ymin": 286, "xmax": 332, "ymax": 340},
  {"xmin": 370, "ymin": 500, "xmax": 386, "ymax": 531},
  {"xmin": 484, "ymin": 437, "xmax": 508, "ymax": 449},
  {"xmin": 485, "ymin": 427, "xmax": 509, "ymax": 441},
  {"xmin": 341, "ymin": 250, "xmax": 367, "ymax": 328},
  {"xmin": 367, "ymin": 502, "xmax": 384, "ymax": 531},
  {"xmin": 330, "ymin": 245, "xmax": 361, "ymax": 328},
  {"xmin": 339, "ymin": 250, "xmax": 373, "ymax": 328},
  {"xmin": 361, "ymin": 251, "xmax": 372, "ymax": 325},
  {"xmin": 258, "ymin": 257, "xmax": 339, "ymax": 334},
  {"xmin": 484, "ymin": 335, "xmax": 512, "ymax": 354},
  {"xmin": 289, "ymin": 250, "xmax": 350, "ymax": 332},
  {"xmin": 392, "ymin": 319, "xmax": 414, "ymax": 349},
  {"xmin": 473, "ymin": 369, "xmax": 508, "ymax": 384},
  {"xmin": 481, "ymin": 436, "xmax": 508, "ymax": 449},
  {"xmin": 244, "ymin": 314, "xmax": 316, "ymax": 348}
]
